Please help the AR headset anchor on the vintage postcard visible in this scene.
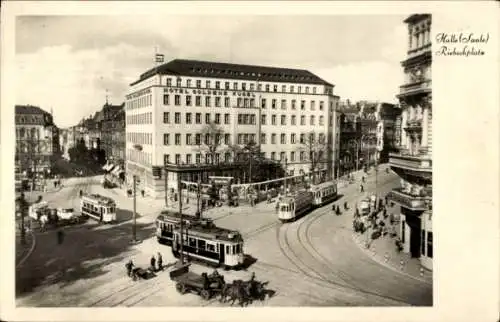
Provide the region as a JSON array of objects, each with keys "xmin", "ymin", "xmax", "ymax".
[{"xmin": 1, "ymin": 1, "xmax": 498, "ymax": 322}]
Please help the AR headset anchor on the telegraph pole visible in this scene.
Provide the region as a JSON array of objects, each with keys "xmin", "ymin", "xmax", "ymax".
[
  {"xmin": 132, "ymin": 175, "xmax": 137, "ymax": 242},
  {"xmin": 178, "ymin": 173, "xmax": 184, "ymax": 264}
]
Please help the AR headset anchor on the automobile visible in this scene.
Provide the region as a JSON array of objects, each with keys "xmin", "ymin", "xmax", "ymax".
[{"xmin": 57, "ymin": 208, "xmax": 78, "ymax": 222}]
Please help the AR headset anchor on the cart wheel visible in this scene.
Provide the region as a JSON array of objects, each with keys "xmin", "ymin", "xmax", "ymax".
[
  {"xmin": 200, "ymin": 289, "xmax": 211, "ymax": 300},
  {"xmin": 176, "ymin": 283, "xmax": 186, "ymax": 294}
]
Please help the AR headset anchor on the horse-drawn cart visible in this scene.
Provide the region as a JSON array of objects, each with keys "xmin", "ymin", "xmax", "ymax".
[{"xmin": 169, "ymin": 263, "xmax": 224, "ymax": 300}]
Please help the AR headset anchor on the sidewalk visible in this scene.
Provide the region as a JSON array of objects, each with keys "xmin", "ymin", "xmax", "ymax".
[{"xmin": 351, "ymin": 205, "xmax": 433, "ymax": 284}]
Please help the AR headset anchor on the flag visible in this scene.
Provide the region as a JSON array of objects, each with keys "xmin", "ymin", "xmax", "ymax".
[{"xmin": 155, "ymin": 53, "xmax": 164, "ymax": 63}]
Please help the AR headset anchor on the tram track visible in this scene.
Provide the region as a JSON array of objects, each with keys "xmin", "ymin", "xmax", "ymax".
[{"xmin": 274, "ymin": 174, "xmax": 412, "ymax": 305}]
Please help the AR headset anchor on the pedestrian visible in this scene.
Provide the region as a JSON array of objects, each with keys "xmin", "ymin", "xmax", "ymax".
[
  {"xmin": 157, "ymin": 252, "xmax": 163, "ymax": 271},
  {"xmin": 126, "ymin": 260, "xmax": 134, "ymax": 277},
  {"xmin": 362, "ymin": 176, "xmax": 365, "ymax": 183},
  {"xmin": 275, "ymin": 202, "xmax": 279, "ymax": 214},
  {"xmin": 344, "ymin": 201, "xmax": 348, "ymax": 210},
  {"xmin": 141, "ymin": 190, "xmax": 145, "ymax": 197},
  {"xmin": 385, "ymin": 195, "xmax": 388, "ymax": 205},
  {"xmin": 54, "ymin": 180, "xmax": 57, "ymax": 188},
  {"xmin": 150, "ymin": 255, "xmax": 156, "ymax": 271},
  {"xmin": 360, "ymin": 184, "xmax": 364, "ymax": 193}
]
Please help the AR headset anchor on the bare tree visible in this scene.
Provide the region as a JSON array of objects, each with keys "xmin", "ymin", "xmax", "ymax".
[
  {"xmin": 196, "ymin": 122, "xmax": 225, "ymax": 164},
  {"xmin": 300, "ymin": 131, "xmax": 328, "ymax": 184},
  {"xmin": 228, "ymin": 139, "xmax": 262, "ymax": 183}
]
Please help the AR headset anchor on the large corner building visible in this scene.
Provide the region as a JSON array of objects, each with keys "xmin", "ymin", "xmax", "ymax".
[
  {"xmin": 125, "ymin": 59, "xmax": 340, "ymax": 198},
  {"xmin": 389, "ymin": 14, "xmax": 433, "ymax": 270}
]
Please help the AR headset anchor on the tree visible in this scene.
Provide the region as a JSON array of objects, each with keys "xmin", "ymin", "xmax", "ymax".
[
  {"xmin": 300, "ymin": 131, "xmax": 328, "ymax": 184},
  {"xmin": 229, "ymin": 140, "xmax": 262, "ymax": 183},
  {"xmin": 196, "ymin": 122, "xmax": 225, "ymax": 164}
]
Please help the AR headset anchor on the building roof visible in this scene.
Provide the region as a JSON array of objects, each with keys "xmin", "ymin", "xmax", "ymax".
[
  {"xmin": 15, "ymin": 105, "xmax": 49, "ymax": 115},
  {"xmin": 131, "ymin": 58, "xmax": 334, "ymax": 87},
  {"xmin": 404, "ymin": 14, "xmax": 431, "ymax": 24}
]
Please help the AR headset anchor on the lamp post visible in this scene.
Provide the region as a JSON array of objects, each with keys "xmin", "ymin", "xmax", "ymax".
[
  {"xmin": 132, "ymin": 174, "xmax": 137, "ymax": 242},
  {"xmin": 178, "ymin": 172, "xmax": 185, "ymax": 265},
  {"xmin": 283, "ymin": 157, "xmax": 288, "ymax": 196},
  {"xmin": 196, "ymin": 179, "xmax": 202, "ymax": 218}
]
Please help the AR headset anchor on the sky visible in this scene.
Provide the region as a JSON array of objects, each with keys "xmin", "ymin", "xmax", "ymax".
[{"xmin": 16, "ymin": 15, "xmax": 407, "ymax": 128}]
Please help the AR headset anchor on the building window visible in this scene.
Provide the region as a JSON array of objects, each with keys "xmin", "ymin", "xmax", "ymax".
[
  {"xmin": 204, "ymin": 133, "xmax": 210, "ymax": 145},
  {"xmin": 215, "ymin": 97, "xmax": 221, "ymax": 107},
  {"xmin": 290, "ymin": 85, "xmax": 294, "ymax": 93},
  {"xmin": 163, "ymin": 94, "xmax": 170, "ymax": 105},
  {"xmin": 427, "ymin": 231, "xmax": 433, "ymax": 258},
  {"xmin": 177, "ymin": 78, "xmax": 182, "ymax": 87},
  {"xmin": 167, "ymin": 78, "xmax": 172, "ymax": 87},
  {"xmin": 242, "ymin": 83, "xmax": 246, "ymax": 91},
  {"xmin": 280, "ymin": 133, "xmax": 286, "ymax": 144},
  {"xmin": 265, "ymin": 84, "xmax": 270, "ymax": 92},
  {"xmin": 271, "ymin": 115, "xmax": 277, "ymax": 125},
  {"xmin": 186, "ymin": 134, "xmax": 192, "ymax": 145},
  {"xmin": 186, "ymin": 113, "xmax": 192, "ymax": 124},
  {"xmin": 175, "ymin": 154, "xmax": 181, "ymax": 164},
  {"xmin": 257, "ymin": 84, "xmax": 262, "ymax": 91},
  {"xmin": 310, "ymin": 115, "xmax": 315, "ymax": 125},
  {"xmin": 250, "ymin": 83, "xmax": 254, "ymax": 91},
  {"xmin": 313, "ymin": 87, "xmax": 317, "ymax": 94},
  {"xmin": 261, "ymin": 133, "xmax": 266, "ymax": 144},
  {"xmin": 319, "ymin": 115, "xmax": 324, "ymax": 126},
  {"xmin": 271, "ymin": 133, "xmax": 276, "ymax": 144},
  {"xmin": 301, "ymin": 100, "xmax": 305, "ymax": 110},
  {"xmin": 319, "ymin": 101, "xmax": 324, "ymax": 110},
  {"xmin": 224, "ymin": 113, "xmax": 230, "ymax": 124},
  {"xmin": 175, "ymin": 95, "xmax": 181, "ymax": 106},
  {"xmin": 280, "ymin": 152, "xmax": 285, "ymax": 161},
  {"xmin": 298, "ymin": 86, "xmax": 302, "ymax": 93},
  {"xmin": 300, "ymin": 151, "xmax": 305, "ymax": 161},
  {"xmin": 281, "ymin": 99, "xmax": 286, "ymax": 110},
  {"xmin": 305, "ymin": 86, "xmax": 309, "ymax": 94},
  {"xmin": 196, "ymin": 80, "xmax": 201, "ymax": 88},
  {"xmin": 174, "ymin": 112, "xmax": 181, "ymax": 124},
  {"xmin": 281, "ymin": 115, "xmax": 286, "ymax": 125},
  {"xmin": 225, "ymin": 82, "xmax": 230, "ymax": 90},
  {"xmin": 225, "ymin": 152, "xmax": 231, "ymax": 162},
  {"xmin": 205, "ymin": 113, "xmax": 210, "ymax": 124},
  {"xmin": 195, "ymin": 113, "xmax": 201, "ymax": 124},
  {"xmin": 195, "ymin": 96, "xmax": 201, "ymax": 106},
  {"xmin": 273, "ymin": 85, "xmax": 278, "ymax": 92},
  {"xmin": 291, "ymin": 100, "xmax": 297, "ymax": 110},
  {"xmin": 163, "ymin": 112, "xmax": 170, "ymax": 124},
  {"xmin": 291, "ymin": 133, "xmax": 296, "ymax": 144},
  {"xmin": 272, "ymin": 99, "xmax": 276, "ymax": 109},
  {"xmin": 237, "ymin": 98, "xmax": 242, "ymax": 107},
  {"xmin": 175, "ymin": 134, "xmax": 181, "ymax": 145},
  {"xmin": 163, "ymin": 133, "xmax": 169, "ymax": 145},
  {"xmin": 290, "ymin": 151, "xmax": 295, "ymax": 161},
  {"xmin": 291, "ymin": 115, "xmax": 296, "ymax": 125},
  {"xmin": 250, "ymin": 98, "xmax": 255, "ymax": 107},
  {"xmin": 215, "ymin": 113, "xmax": 221, "ymax": 124},
  {"xmin": 261, "ymin": 114, "xmax": 267, "ymax": 125},
  {"xmin": 300, "ymin": 115, "xmax": 305, "ymax": 125},
  {"xmin": 164, "ymin": 154, "xmax": 170, "ymax": 165},
  {"xmin": 206, "ymin": 80, "xmax": 211, "ymax": 88},
  {"xmin": 196, "ymin": 153, "xmax": 201, "ymax": 164},
  {"xmin": 186, "ymin": 96, "xmax": 192, "ymax": 106},
  {"xmin": 215, "ymin": 81, "xmax": 220, "ymax": 89},
  {"xmin": 300, "ymin": 133, "xmax": 305, "ymax": 144},
  {"xmin": 311, "ymin": 101, "xmax": 315, "ymax": 110},
  {"xmin": 270, "ymin": 152, "xmax": 275, "ymax": 160},
  {"xmin": 186, "ymin": 154, "xmax": 192, "ymax": 164},
  {"xmin": 233, "ymin": 82, "xmax": 238, "ymax": 90},
  {"xmin": 205, "ymin": 96, "xmax": 211, "ymax": 107},
  {"xmin": 195, "ymin": 133, "xmax": 201, "ymax": 145},
  {"xmin": 224, "ymin": 97, "xmax": 230, "ymax": 107},
  {"xmin": 224, "ymin": 133, "xmax": 230, "ymax": 145},
  {"xmin": 281, "ymin": 85, "xmax": 286, "ymax": 92},
  {"xmin": 186, "ymin": 79, "xmax": 191, "ymax": 87},
  {"xmin": 215, "ymin": 153, "xmax": 220, "ymax": 164},
  {"xmin": 261, "ymin": 98, "xmax": 266, "ymax": 109}
]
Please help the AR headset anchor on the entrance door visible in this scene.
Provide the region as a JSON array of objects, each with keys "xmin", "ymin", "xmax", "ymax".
[
  {"xmin": 218, "ymin": 243, "xmax": 225, "ymax": 266},
  {"xmin": 406, "ymin": 214, "xmax": 422, "ymax": 258}
]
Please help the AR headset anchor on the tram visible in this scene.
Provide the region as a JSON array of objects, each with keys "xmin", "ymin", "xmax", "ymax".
[
  {"xmin": 155, "ymin": 210, "xmax": 200, "ymax": 245},
  {"xmin": 278, "ymin": 190, "xmax": 314, "ymax": 222},
  {"xmin": 171, "ymin": 218, "xmax": 244, "ymax": 269},
  {"xmin": 310, "ymin": 181, "xmax": 338, "ymax": 207},
  {"xmin": 80, "ymin": 193, "xmax": 117, "ymax": 223}
]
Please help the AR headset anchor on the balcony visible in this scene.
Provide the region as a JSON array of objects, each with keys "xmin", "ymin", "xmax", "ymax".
[
  {"xmin": 389, "ymin": 151, "xmax": 432, "ymax": 172},
  {"xmin": 388, "ymin": 188, "xmax": 430, "ymax": 211},
  {"xmin": 398, "ymin": 79, "xmax": 431, "ymax": 97}
]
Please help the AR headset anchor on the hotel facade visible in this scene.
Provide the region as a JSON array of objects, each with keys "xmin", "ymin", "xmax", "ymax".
[
  {"xmin": 125, "ymin": 59, "xmax": 339, "ymax": 198},
  {"xmin": 388, "ymin": 14, "xmax": 433, "ymax": 270}
]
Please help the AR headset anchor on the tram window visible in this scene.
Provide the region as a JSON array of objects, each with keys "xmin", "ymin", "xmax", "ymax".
[
  {"xmin": 226, "ymin": 245, "xmax": 230, "ymax": 254},
  {"xmin": 189, "ymin": 238, "xmax": 196, "ymax": 247},
  {"xmin": 198, "ymin": 239, "xmax": 206, "ymax": 250},
  {"xmin": 235, "ymin": 244, "xmax": 241, "ymax": 254},
  {"xmin": 232, "ymin": 245, "xmax": 236, "ymax": 254},
  {"xmin": 280, "ymin": 205, "xmax": 287, "ymax": 212},
  {"xmin": 206, "ymin": 243, "xmax": 215, "ymax": 252}
]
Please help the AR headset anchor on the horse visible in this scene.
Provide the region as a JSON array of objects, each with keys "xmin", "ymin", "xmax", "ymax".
[{"xmin": 219, "ymin": 280, "xmax": 250, "ymax": 306}]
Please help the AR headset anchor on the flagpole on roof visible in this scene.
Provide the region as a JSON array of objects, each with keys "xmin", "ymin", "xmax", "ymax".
[{"xmin": 154, "ymin": 45, "xmax": 164, "ymax": 67}]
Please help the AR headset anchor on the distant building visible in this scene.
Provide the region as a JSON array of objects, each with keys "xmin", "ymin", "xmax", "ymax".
[
  {"xmin": 388, "ymin": 14, "xmax": 433, "ymax": 271},
  {"xmin": 100, "ymin": 102, "xmax": 125, "ymax": 163},
  {"xmin": 15, "ymin": 105, "xmax": 57, "ymax": 175}
]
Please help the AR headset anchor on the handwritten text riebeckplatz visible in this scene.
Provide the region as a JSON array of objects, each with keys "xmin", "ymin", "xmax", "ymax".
[{"xmin": 435, "ymin": 32, "xmax": 489, "ymax": 57}]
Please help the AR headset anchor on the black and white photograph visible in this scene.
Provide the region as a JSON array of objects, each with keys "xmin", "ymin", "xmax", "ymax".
[{"xmin": 1, "ymin": 1, "xmax": 498, "ymax": 322}]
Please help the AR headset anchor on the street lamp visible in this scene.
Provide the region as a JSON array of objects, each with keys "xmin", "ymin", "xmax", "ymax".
[{"xmin": 131, "ymin": 143, "xmax": 143, "ymax": 244}]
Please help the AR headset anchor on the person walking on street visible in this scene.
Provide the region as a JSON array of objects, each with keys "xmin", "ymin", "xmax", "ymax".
[
  {"xmin": 362, "ymin": 176, "xmax": 365, "ymax": 183},
  {"xmin": 150, "ymin": 255, "xmax": 156, "ymax": 271},
  {"xmin": 157, "ymin": 252, "xmax": 163, "ymax": 271},
  {"xmin": 57, "ymin": 229, "xmax": 64, "ymax": 245},
  {"xmin": 360, "ymin": 184, "xmax": 364, "ymax": 193}
]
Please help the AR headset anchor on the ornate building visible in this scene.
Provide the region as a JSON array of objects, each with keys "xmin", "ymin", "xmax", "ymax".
[{"xmin": 388, "ymin": 14, "xmax": 433, "ymax": 270}]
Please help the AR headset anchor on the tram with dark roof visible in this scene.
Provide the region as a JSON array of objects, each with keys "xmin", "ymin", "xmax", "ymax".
[
  {"xmin": 155, "ymin": 211, "xmax": 200, "ymax": 245},
  {"xmin": 171, "ymin": 218, "xmax": 244, "ymax": 269}
]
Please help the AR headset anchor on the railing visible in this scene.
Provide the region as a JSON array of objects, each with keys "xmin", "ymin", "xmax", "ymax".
[
  {"xmin": 399, "ymin": 79, "xmax": 431, "ymax": 96},
  {"xmin": 387, "ymin": 188, "xmax": 430, "ymax": 211},
  {"xmin": 389, "ymin": 152, "xmax": 432, "ymax": 171}
]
